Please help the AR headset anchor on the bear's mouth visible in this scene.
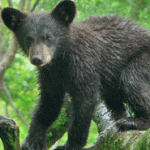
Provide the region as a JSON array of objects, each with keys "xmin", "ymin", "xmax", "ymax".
[
  {"xmin": 29, "ymin": 44, "xmax": 54, "ymax": 67},
  {"xmin": 41, "ymin": 62, "xmax": 52, "ymax": 70}
]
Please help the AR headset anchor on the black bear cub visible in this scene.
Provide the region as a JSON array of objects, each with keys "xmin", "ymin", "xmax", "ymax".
[{"xmin": 2, "ymin": 0, "xmax": 150, "ymax": 150}]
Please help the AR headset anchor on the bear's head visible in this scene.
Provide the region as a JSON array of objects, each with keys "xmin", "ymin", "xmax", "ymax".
[{"xmin": 1, "ymin": 0, "xmax": 76, "ymax": 67}]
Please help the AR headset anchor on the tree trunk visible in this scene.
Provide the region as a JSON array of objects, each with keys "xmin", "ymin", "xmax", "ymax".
[
  {"xmin": 0, "ymin": 100, "xmax": 149, "ymax": 150},
  {"xmin": 0, "ymin": 115, "xmax": 21, "ymax": 150}
]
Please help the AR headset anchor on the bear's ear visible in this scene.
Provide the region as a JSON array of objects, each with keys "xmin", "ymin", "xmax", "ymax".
[
  {"xmin": 1, "ymin": 8, "xmax": 27, "ymax": 32},
  {"xmin": 51, "ymin": 0, "xmax": 76, "ymax": 25}
]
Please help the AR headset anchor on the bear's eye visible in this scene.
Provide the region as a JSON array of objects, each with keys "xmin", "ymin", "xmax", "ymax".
[{"xmin": 43, "ymin": 34, "xmax": 54, "ymax": 42}]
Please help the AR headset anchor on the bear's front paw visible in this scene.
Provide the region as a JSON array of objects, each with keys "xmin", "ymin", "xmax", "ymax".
[
  {"xmin": 54, "ymin": 145, "xmax": 82, "ymax": 150},
  {"xmin": 22, "ymin": 139, "xmax": 48, "ymax": 150},
  {"xmin": 21, "ymin": 142, "xmax": 30, "ymax": 150},
  {"xmin": 116, "ymin": 118, "xmax": 137, "ymax": 131},
  {"xmin": 53, "ymin": 146, "xmax": 65, "ymax": 150}
]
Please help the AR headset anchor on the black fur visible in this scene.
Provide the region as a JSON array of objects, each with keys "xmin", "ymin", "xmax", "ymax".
[{"xmin": 1, "ymin": 1, "xmax": 150, "ymax": 150}]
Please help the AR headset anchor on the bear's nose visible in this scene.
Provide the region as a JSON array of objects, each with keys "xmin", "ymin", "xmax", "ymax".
[{"xmin": 31, "ymin": 55, "xmax": 43, "ymax": 66}]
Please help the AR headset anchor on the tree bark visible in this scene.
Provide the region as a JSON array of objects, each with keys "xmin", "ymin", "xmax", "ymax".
[
  {"xmin": 86, "ymin": 102, "xmax": 149, "ymax": 150},
  {"xmin": 0, "ymin": 115, "xmax": 21, "ymax": 150},
  {"xmin": 0, "ymin": 100, "xmax": 149, "ymax": 150},
  {"xmin": 0, "ymin": 37, "xmax": 18, "ymax": 95}
]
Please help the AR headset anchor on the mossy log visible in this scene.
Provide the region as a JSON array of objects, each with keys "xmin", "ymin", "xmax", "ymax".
[{"xmin": 0, "ymin": 101, "xmax": 150, "ymax": 150}]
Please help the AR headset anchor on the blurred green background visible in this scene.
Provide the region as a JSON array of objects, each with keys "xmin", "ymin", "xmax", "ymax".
[{"xmin": 0, "ymin": 0, "xmax": 150, "ymax": 149}]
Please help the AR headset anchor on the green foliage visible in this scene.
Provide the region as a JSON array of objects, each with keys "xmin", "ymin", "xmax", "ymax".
[
  {"xmin": 46, "ymin": 106, "xmax": 69, "ymax": 148},
  {"xmin": 4, "ymin": 52, "xmax": 38, "ymax": 107},
  {"xmin": 85, "ymin": 121, "xmax": 99, "ymax": 147},
  {"xmin": 74, "ymin": 0, "xmax": 150, "ymax": 29},
  {"xmin": 1, "ymin": 51, "xmax": 38, "ymax": 142},
  {"xmin": 134, "ymin": 129, "xmax": 150, "ymax": 150},
  {"xmin": 51, "ymin": 108, "xmax": 68, "ymax": 129},
  {"xmin": 97, "ymin": 132, "xmax": 123, "ymax": 150},
  {"xmin": 58, "ymin": 121, "xmax": 98, "ymax": 148}
]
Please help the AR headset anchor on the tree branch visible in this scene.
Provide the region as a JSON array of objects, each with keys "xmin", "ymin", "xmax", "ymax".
[
  {"xmin": 0, "ymin": 37, "xmax": 18, "ymax": 82},
  {"xmin": 0, "ymin": 115, "xmax": 21, "ymax": 150},
  {"xmin": 47, "ymin": 94, "xmax": 70, "ymax": 148},
  {"xmin": 38, "ymin": 0, "xmax": 49, "ymax": 10},
  {"xmin": 19, "ymin": 0, "xmax": 26, "ymax": 11},
  {"xmin": 0, "ymin": 99, "xmax": 150, "ymax": 150},
  {"xmin": 131, "ymin": 0, "xmax": 145, "ymax": 19},
  {"xmin": 31, "ymin": 0, "xmax": 40, "ymax": 12},
  {"xmin": 7, "ymin": 0, "xmax": 13, "ymax": 7},
  {"xmin": 0, "ymin": 35, "xmax": 11, "ymax": 59},
  {"xmin": 26, "ymin": 0, "xmax": 31, "ymax": 11},
  {"xmin": 0, "ymin": 7, "xmax": 4, "ymax": 44},
  {"xmin": 3, "ymin": 84, "xmax": 29, "ymax": 128}
]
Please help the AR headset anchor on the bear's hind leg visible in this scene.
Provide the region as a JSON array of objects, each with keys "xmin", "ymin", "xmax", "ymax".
[
  {"xmin": 118, "ymin": 53, "xmax": 150, "ymax": 131},
  {"xmin": 102, "ymin": 83, "xmax": 130, "ymax": 121}
]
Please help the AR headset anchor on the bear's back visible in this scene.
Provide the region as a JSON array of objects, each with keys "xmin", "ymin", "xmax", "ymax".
[{"xmin": 80, "ymin": 14, "xmax": 149, "ymax": 36}]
